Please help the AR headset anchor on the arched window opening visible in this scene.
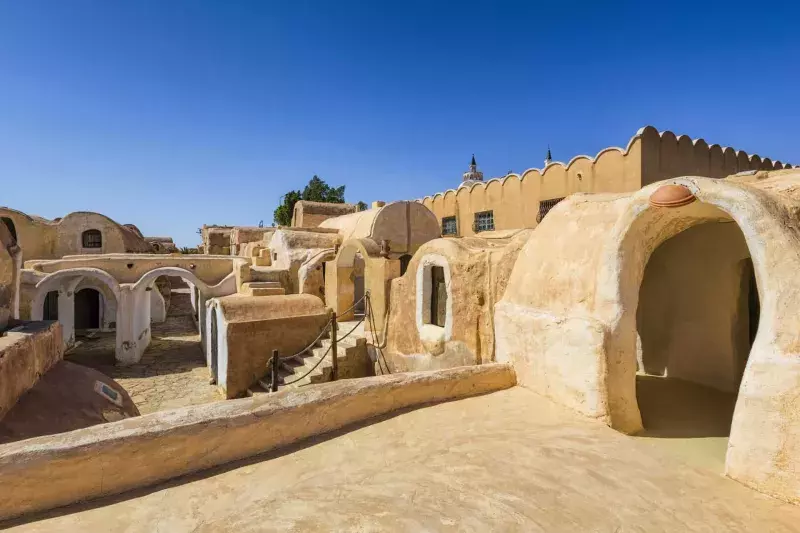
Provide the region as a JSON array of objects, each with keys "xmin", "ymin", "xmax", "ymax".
[
  {"xmin": 1, "ymin": 217, "xmax": 17, "ymax": 245},
  {"xmin": 82, "ymin": 229, "xmax": 102, "ymax": 249}
]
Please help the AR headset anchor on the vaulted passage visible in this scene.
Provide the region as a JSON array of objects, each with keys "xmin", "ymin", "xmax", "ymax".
[{"xmin": 635, "ymin": 221, "xmax": 759, "ymax": 463}]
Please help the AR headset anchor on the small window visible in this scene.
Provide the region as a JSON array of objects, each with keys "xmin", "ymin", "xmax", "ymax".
[
  {"xmin": 537, "ymin": 197, "xmax": 565, "ymax": 223},
  {"xmin": 473, "ymin": 211, "xmax": 494, "ymax": 233},
  {"xmin": 429, "ymin": 266, "xmax": 447, "ymax": 327},
  {"xmin": 441, "ymin": 216, "xmax": 457, "ymax": 236},
  {"xmin": 82, "ymin": 229, "xmax": 102, "ymax": 248}
]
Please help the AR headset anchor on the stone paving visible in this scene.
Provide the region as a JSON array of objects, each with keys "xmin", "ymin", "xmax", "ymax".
[{"xmin": 66, "ymin": 289, "xmax": 221, "ymax": 414}]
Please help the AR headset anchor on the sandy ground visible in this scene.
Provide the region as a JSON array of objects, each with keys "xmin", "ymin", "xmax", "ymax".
[
  {"xmin": 66, "ymin": 289, "xmax": 221, "ymax": 414},
  {"xmin": 6, "ymin": 386, "xmax": 799, "ymax": 532}
]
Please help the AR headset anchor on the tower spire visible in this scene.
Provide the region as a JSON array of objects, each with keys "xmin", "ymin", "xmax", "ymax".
[
  {"xmin": 461, "ymin": 153, "xmax": 484, "ymax": 186},
  {"xmin": 545, "ymin": 145, "xmax": 552, "ymax": 166}
]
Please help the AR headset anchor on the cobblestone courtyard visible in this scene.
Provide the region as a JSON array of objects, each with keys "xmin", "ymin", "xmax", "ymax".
[{"xmin": 66, "ymin": 288, "xmax": 221, "ymax": 414}]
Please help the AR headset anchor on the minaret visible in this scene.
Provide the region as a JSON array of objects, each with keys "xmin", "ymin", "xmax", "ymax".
[
  {"xmin": 461, "ymin": 154, "xmax": 484, "ymax": 187},
  {"xmin": 544, "ymin": 145, "xmax": 552, "ymax": 167}
]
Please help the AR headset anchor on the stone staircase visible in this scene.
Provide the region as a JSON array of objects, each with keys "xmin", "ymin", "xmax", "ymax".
[
  {"xmin": 237, "ymin": 248, "xmax": 291, "ymax": 297},
  {"xmin": 240, "ymin": 281, "xmax": 284, "ymax": 297},
  {"xmin": 247, "ymin": 321, "xmax": 370, "ymax": 395}
]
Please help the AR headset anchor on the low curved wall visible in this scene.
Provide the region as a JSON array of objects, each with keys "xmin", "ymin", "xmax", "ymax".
[{"xmin": 0, "ymin": 363, "xmax": 516, "ymax": 521}]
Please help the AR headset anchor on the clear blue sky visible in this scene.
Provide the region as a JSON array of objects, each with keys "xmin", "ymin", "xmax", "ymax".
[{"xmin": 1, "ymin": 1, "xmax": 797, "ymax": 247}]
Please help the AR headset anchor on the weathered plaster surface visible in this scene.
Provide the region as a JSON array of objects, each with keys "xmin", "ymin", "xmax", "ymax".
[
  {"xmin": 385, "ymin": 230, "xmax": 530, "ymax": 372},
  {"xmin": 0, "ymin": 321, "xmax": 63, "ymax": 419},
  {"xmin": 0, "ymin": 363, "xmax": 515, "ymax": 521}
]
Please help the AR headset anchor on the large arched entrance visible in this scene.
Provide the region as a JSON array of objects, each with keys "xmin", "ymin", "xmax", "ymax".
[
  {"xmin": 74, "ymin": 288, "xmax": 101, "ymax": 331},
  {"xmin": 634, "ymin": 221, "xmax": 759, "ymax": 457}
]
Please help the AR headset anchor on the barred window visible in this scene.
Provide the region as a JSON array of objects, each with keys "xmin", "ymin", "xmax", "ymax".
[
  {"xmin": 537, "ymin": 197, "xmax": 564, "ymax": 223},
  {"xmin": 82, "ymin": 229, "xmax": 102, "ymax": 248},
  {"xmin": 473, "ymin": 211, "xmax": 494, "ymax": 232},
  {"xmin": 442, "ymin": 216, "xmax": 457, "ymax": 236}
]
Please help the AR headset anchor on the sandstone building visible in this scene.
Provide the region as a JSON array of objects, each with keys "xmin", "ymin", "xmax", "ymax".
[{"xmin": 421, "ymin": 126, "xmax": 791, "ymax": 236}]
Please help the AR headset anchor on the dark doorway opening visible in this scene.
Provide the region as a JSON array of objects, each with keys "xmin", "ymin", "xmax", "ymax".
[
  {"xmin": 43, "ymin": 291, "xmax": 59, "ymax": 321},
  {"xmin": 75, "ymin": 288, "xmax": 101, "ymax": 330},
  {"xmin": 210, "ymin": 308, "xmax": 218, "ymax": 385}
]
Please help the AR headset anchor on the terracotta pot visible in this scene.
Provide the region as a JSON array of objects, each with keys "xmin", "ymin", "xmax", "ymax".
[{"xmin": 649, "ymin": 184, "xmax": 696, "ymax": 208}]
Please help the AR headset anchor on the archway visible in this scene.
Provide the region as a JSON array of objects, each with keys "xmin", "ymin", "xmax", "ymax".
[
  {"xmin": 74, "ymin": 288, "xmax": 101, "ymax": 330},
  {"xmin": 634, "ymin": 221, "xmax": 758, "ymax": 456}
]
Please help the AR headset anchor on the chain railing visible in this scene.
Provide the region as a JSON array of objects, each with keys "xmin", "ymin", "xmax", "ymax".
[{"xmin": 264, "ymin": 296, "xmax": 371, "ymax": 391}]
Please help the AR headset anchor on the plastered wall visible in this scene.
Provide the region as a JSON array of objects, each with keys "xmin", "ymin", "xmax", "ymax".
[{"xmin": 420, "ymin": 126, "xmax": 791, "ymax": 237}]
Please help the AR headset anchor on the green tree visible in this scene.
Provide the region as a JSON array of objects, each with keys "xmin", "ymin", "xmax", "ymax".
[
  {"xmin": 273, "ymin": 175, "xmax": 354, "ymax": 226},
  {"xmin": 357, "ymin": 201, "xmax": 368, "ymax": 211}
]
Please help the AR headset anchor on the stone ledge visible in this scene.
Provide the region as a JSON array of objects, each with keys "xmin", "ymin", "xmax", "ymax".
[{"xmin": 0, "ymin": 363, "xmax": 516, "ymax": 521}]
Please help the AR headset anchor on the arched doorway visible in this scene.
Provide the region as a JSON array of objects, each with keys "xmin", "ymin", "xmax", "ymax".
[
  {"xmin": 43, "ymin": 291, "xmax": 59, "ymax": 321},
  {"xmin": 74, "ymin": 288, "xmax": 101, "ymax": 330},
  {"xmin": 0, "ymin": 217, "xmax": 17, "ymax": 245},
  {"xmin": 634, "ymin": 221, "xmax": 758, "ymax": 460},
  {"xmin": 210, "ymin": 307, "xmax": 218, "ymax": 385}
]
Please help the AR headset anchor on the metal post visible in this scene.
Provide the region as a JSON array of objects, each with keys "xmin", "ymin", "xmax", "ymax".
[
  {"xmin": 271, "ymin": 349, "xmax": 279, "ymax": 392},
  {"xmin": 331, "ymin": 311, "xmax": 338, "ymax": 381}
]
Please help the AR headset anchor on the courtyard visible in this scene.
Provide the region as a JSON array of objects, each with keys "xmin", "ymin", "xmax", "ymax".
[{"xmin": 66, "ymin": 287, "xmax": 221, "ymax": 414}]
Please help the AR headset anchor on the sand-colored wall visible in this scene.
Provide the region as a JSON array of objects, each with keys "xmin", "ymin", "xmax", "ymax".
[
  {"xmin": 201, "ymin": 226, "xmax": 233, "ymax": 255},
  {"xmin": 213, "ymin": 294, "xmax": 329, "ymax": 398},
  {"xmin": 420, "ymin": 126, "xmax": 791, "ymax": 237},
  {"xmin": 320, "ymin": 201, "xmax": 440, "ymax": 254},
  {"xmin": 292, "ymin": 201, "xmax": 357, "ymax": 228},
  {"xmin": 0, "ymin": 363, "xmax": 515, "ymax": 521},
  {"xmin": 637, "ymin": 222, "xmax": 753, "ymax": 392},
  {"xmin": 23, "ymin": 255, "xmax": 238, "ymax": 287},
  {"xmin": 421, "ymin": 135, "xmax": 643, "ymax": 237},
  {"xmin": 0, "ymin": 321, "xmax": 63, "ymax": 419},
  {"xmin": 0, "ymin": 221, "xmax": 19, "ymax": 329},
  {"xmin": 639, "ymin": 126, "xmax": 792, "ymax": 187},
  {"xmin": 0, "ymin": 208, "xmax": 151, "ymax": 263},
  {"xmin": 384, "ymin": 230, "xmax": 530, "ymax": 372}
]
